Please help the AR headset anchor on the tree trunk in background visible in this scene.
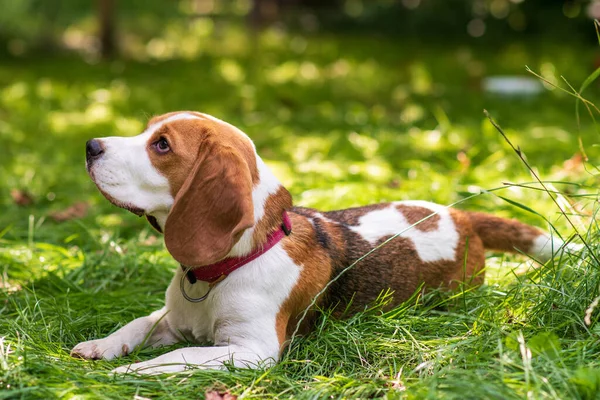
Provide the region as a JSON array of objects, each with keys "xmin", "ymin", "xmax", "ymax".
[
  {"xmin": 98, "ymin": 0, "xmax": 117, "ymax": 59},
  {"xmin": 38, "ymin": 0, "xmax": 61, "ymax": 52},
  {"xmin": 248, "ymin": 0, "xmax": 341, "ymax": 29},
  {"xmin": 249, "ymin": 0, "xmax": 281, "ymax": 29}
]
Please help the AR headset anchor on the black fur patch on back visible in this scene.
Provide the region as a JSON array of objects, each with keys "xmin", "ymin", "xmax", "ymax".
[{"xmin": 312, "ymin": 218, "xmax": 330, "ymax": 250}]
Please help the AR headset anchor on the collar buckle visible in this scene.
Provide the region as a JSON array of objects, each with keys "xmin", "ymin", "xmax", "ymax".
[
  {"xmin": 282, "ymin": 211, "xmax": 292, "ymax": 236},
  {"xmin": 282, "ymin": 222, "xmax": 292, "ymax": 236}
]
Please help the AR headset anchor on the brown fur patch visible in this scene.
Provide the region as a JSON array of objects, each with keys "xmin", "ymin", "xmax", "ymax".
[
  {"xmin": 445, "ymin": 209, "xmax": 486, "ymax": 287},
  {"xmin": 396, "ymin": 205, "xmax": 441, "ymax": 232},
  {"xmin": 252, "ymin": 186, "xmax": 293, "ymax": 248},
  {"xmin": 466, "ymin": 211, "xmax": 542, "ymax": 254},
  {"xmin": 276, "ymin": 213, "xmax": 334, "ymax": 351},
  {"xmin": 292, "ymin": 207, "xmax": 346, "ymax": 265}
]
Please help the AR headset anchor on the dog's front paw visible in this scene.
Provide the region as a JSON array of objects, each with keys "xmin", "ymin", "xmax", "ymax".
[{"xmin": 71, "ymin": 339, "xmax": 130, "ymax": 361}]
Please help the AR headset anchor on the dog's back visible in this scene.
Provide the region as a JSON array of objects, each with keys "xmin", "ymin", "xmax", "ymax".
[{"xmin": 292, "ymin": 201, "xmax": 566, "ymax": 314}]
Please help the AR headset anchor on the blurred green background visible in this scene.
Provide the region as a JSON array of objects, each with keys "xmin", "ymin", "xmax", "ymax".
[{"xmin": 1, "ymin": 0, "xmax": 598, "ymax": 264}]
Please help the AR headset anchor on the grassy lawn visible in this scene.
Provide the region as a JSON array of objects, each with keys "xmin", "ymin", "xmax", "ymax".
[{"xmin": 1, "ymin": 27, "xmax": 600, "ymax": 399}]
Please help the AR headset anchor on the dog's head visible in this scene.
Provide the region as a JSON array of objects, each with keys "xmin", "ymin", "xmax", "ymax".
[{"xmin": 85, "ymin": 111, "xmax": 266, "ymax": 267}]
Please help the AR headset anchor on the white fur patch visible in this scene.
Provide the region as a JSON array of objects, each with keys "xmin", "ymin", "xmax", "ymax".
[
  {"xmin": 349, "ymin": 201, "xmax": 459, "ymax": 263},
  {"xmin": 529, "ymin": 234, "xmax": 581, "ymax": 262}
]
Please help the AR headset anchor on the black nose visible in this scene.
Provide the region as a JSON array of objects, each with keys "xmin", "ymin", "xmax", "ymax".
[{"xmin": 86, "ymin": 139, "xmax": 104, "ymax": 162}]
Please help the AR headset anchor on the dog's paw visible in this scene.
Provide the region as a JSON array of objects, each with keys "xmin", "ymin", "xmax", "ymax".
[{"xmin": 71, "ymin": 339, "xmax": 130, "ymax": 361}]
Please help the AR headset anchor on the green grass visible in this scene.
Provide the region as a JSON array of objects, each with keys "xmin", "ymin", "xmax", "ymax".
[{"xmin": 1, "ymin": 26, "xmax": 600, "ymax": 399}]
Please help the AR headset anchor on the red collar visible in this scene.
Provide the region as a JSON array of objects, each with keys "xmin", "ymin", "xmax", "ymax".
[{"xmin": 183, "ymin": 212, "xmax": 292, "ymax": 284}]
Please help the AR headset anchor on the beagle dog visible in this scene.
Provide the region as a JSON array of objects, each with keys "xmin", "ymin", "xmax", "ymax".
[{"xmin": 72, "ymin": 111, "xmax": 569, "ymax": 374}]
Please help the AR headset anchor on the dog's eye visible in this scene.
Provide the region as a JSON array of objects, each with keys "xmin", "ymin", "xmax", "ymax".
[{"xmin": 155, "ymin": 138, "xmax": 170, "ymax": 154}]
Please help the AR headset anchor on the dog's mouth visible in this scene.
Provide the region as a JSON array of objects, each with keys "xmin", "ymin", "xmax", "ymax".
[
  {"xmin": 117, "ymin": 202, "xmax": 145, "ymax": 216},
  {"xmin": 103, "ymin": 192, "xmax": 145, "ymax": 217},
  {"xmin": 146, "ymin": 215, "xmax": 163, "ymax": 233},
  {"xmin": 87, "ymin": 169, "xmax": 145, "ymax": 217}
]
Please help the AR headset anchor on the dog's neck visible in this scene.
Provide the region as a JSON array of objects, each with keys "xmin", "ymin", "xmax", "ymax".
[
  {"xmin": 228, "ymin": 156, "xmax": 293, "ymax": 257},
  {"xmin": 151, "ymin": 156, "xmax": 292, "ymax": 258}
]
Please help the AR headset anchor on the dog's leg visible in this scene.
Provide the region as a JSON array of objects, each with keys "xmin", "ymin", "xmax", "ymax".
[
  {"xmin": 71, "ymin": 307, "xmax": 179, "ymax": 360},
  {"xmin": 112, "ymin": 317, "xmax": 280, "ymax": 374},
  {"xmin": 111, "ymin": 345, "xmax": 272, "ymax": 375}
]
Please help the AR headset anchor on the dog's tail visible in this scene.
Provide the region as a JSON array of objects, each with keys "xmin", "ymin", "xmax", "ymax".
[{"xmin": 466, "ymin": 211, "xmax": 579, "ymax": 262}]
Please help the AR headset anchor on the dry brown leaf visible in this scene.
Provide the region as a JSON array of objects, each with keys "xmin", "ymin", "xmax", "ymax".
[
  {"xmin": 390, "ymin": 380, "xmax": 406, "ymax": 391},
  {"xmin": 386, "ymin": 370, "xmax": 406, "ymax": 392},
  {"xmin": 563, "ymin": 153, "xmax": 584, "ymax": 173},
  {"xmin": 387, "ymin": 178, "xmax": 401, "ymax": 189},
  {"xmin": 205, "ymin": 391, "xmax": 238, "ymax": 400},
  {"xmin": 49, "ymin": 201, "xmax": 89, "ymax": 222},
  {"xmin": 457, "ymin": 151, "xmax": 471, "ymax": 171},
  {"xmin": 140, "ymin": 235, "xmax": 159, "ymax": 246},
  {"xmin": 10, "ymin": 189, "xmax": 34, "ymax": 206}
]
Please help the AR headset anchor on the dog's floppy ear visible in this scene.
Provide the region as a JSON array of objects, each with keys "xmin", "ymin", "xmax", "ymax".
[{"xmin": 164, "ymin": 138, "xmax": 254, "ymax": 267}]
